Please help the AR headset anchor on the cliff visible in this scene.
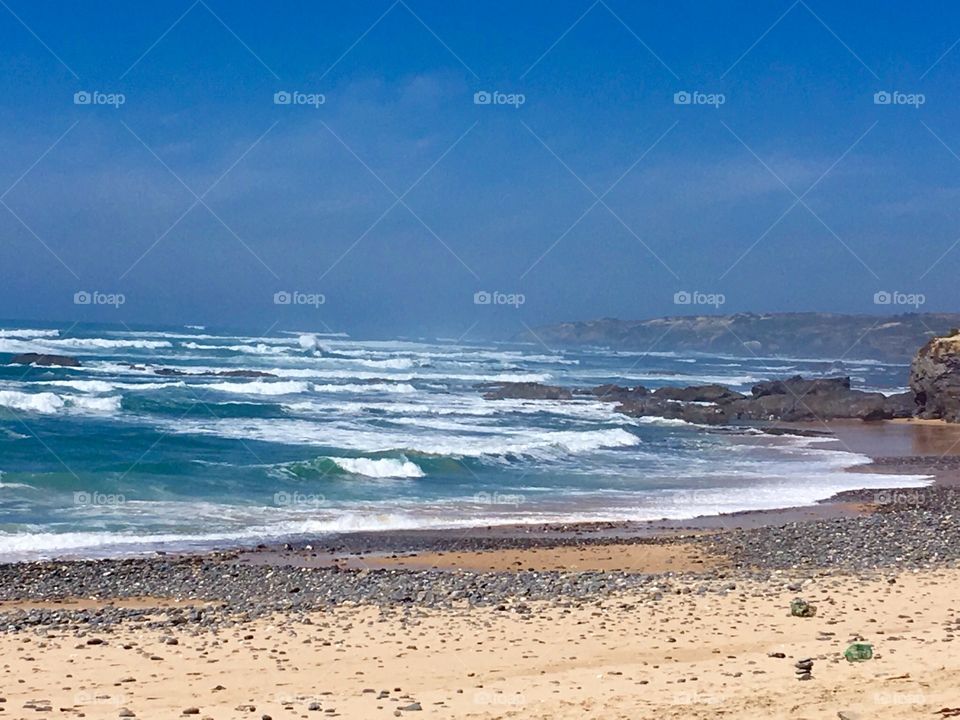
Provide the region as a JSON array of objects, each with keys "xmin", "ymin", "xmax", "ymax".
[{"xmin": 910, "ymin": 329, "xmax": 960, "ymax": 421}]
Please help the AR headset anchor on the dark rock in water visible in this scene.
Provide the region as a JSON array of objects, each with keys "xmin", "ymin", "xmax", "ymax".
[
  {"xmin": 482, "ymin": 382, "xmax": 572, "ymax": 400},
  {"xmin": 727, "ymin": 375, "xmax": 907, "ymax": 422},
  {"xmin": 882, "ymin": 391, "xmax": 916, "ymax": 419},
  {"xmin": 751, "ymin": 375, "xmax": 850, "ymax": 398},
  {"xmin": 9, "ymin": 353, "xmax": 81, "ymax": 367},
  {"xmin": 587, "ymin": 384, "xmax": 648, "ymax": 401},
  {"xmin": 152, "ymin": 367, "xmax": 187, "ymax": 376},
  {"xmin": 615, "ymin": 396, "xmax": 729, "ymax": 425},
  {"xmin": 911, "ymin": 330, "xmax": 960, "ymax": 422},
  {"xmin": 484, "ymin": 374, "xmax": 914, "ymax": 424},
  {"xmin": 135, "ymin": 366, "xmax": 277, "ymax": 379},
  {"xmin": 653, "ymin": 384, "xmax": 745, "ymax": 403},
  {"xmin": 729, "ymin": 391, "xmax": 893, "ymax": 422}
]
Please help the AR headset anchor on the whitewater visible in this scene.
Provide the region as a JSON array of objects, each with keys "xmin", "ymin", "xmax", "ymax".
[{"xmin": 0, "ymin": 322, "xmax": 931, "ymax": 561}]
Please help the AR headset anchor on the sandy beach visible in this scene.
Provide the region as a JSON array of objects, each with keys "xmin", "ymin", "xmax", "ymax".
[
  {"xmin": 2, "ymin": 568, "xmax": 958, "ymax": 719},
  {"xmin": 3, "ymin": 419, "xmax": 960, "ymax": 719}
]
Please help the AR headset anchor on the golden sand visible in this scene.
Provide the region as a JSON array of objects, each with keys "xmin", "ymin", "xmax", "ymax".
[{"xmin": 4, "ymin": 567, "xmax": 958, "ymax": 719}]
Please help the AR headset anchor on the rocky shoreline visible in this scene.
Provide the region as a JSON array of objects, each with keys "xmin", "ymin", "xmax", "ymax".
[
  {"xmin": 5, "ymin": 340, "xmax": 960, "ymax": 635},
  {"xmin": 2, "ymin": 465, "xmax": 956, "ymax": 630},
  {"xmin": 483, "ymin": 375, "xmax": 915, "ymax": 425}
]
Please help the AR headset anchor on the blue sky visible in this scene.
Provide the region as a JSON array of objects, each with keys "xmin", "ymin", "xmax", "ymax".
[{"xmin": 1, "ymin": 0, "xmax": 959, "ymax": 338}]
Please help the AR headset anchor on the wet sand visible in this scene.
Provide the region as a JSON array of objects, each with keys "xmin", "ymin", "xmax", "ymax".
[
  {"xmin": 371, "ymin": 539, "xmax": 719, "ymax": 573},
  {"xmin": 797, "ymin": 417, "xmax": 960, "ymax": 461}
]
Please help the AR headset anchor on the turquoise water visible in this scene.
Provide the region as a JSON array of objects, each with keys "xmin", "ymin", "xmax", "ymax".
[{"xmin": 0, "ymin": 323, "xmax": 928, "ymax": 560}]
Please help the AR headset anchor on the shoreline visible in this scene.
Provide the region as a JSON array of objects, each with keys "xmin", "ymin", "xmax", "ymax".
[
  {"xmin": 2, "ymin": 417, "xmax": 957, "ymax": 569},
  {"xmin": 0, "ymin": 418, "xmax": 956, "ymax": 577},
  {"xmin": 4, "ymin": 419, "xmax": 960, "ymax": 718}
]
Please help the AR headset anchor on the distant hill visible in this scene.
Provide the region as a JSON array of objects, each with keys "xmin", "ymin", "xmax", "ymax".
[{"xmin": 517, "ymin": 313, "xmax": 960, "ymax": 363}]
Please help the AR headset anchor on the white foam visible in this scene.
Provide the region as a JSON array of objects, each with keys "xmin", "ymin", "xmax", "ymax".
[
  {"xmin": 298, "ymin": 334, "xmax": 321, "ymax": 351},
  {"xmin": 69, "ymin": 395, "xmax": 122, "ymax": 413},
  {"xmin": 40, "ymin": 380, "xmax": 186, "ymax": 394},
  {"xmin": 312, "ymin": 382, "xmax": 416, "ymax": 394},
  {"xmin": 165, "ymin": 419, "xmax": 640, "ymax": 459},
  {"xmin": 0, "ymin": 328, "xmax": 59, "ymax": 338},
  {"xmin": 0, "ymin": 390, "xmax": 64, "ymax": 413},
  {"xmin": 182, "ymin": 342, "xmax": 283, "ymax": 355},
  {"xmin": 354, "ymin": 358, "xmax": 415, "ymax": 369},
  {"xmin": 612, "ymin": 372, "xmax": 762, "ymax": 386},
  {"xmin": 205, "ymin": 380, "xmax": 311, "ymax": 396},
  {"xmin": 43, "ymin": 379, "xmax": 117, "ymax": 394},
  {"xmin": 0, "ymin": 390, "xmax": 121, "ymax": 414},
  {"xmin": 329, "ymin": 457, "xmax": 425, "ymax": 478},
  {"xmin": 46, "ymin": 338, "xmax": 173, "ymax": 350},
  {"xmin": 634, "ymin": 416, "xmax": 698, "ymax": 427}
]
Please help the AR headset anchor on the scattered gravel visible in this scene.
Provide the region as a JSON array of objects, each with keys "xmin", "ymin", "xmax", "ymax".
[
  {"xmin": 2, "ymin": 471, "xmax": 958, "ymax": 630},
  {"xmin": 709, "ymin": 485, "xmax": 960, "ymax": 571},
  {"xmin": 0, "ymin": 553, "xmax": 739, "ymax": 630}
]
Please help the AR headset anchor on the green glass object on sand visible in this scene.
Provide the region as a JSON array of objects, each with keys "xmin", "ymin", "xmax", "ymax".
[
  {"xmin": 844, "ymin": 643, "xmax": 873, "ymax": 662},
  {"xmin": 790, "ymin": 598, "xmax": 816, "ymax": 617}
]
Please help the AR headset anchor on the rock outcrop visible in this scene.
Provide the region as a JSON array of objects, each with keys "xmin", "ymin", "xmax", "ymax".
[
  {"xmin": 9, "ymin": 353, "xmax": 81, "ymax": 367},
  {"xmin": 726, "ymin": 376, "xmax": 903, "ymax": 422},
  {"xmin": 128, "ymin": 365, "xmax": 277, "ymax": 378},
  {"xmin": 910, "ymin": 330, "xmax": 960, "ymax": 422},
  {"xmin": 485, "ymin": 376, "xmax": 914, "ymax": 425},
  {"xmin": 482, "ymin": 382, "xmax": 572, "ymax": 400}
]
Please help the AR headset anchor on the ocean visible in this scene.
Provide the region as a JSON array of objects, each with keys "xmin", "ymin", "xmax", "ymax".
[{"xmin": 0, "ymin": 322, "xmax": 930, "ymax": 561}]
